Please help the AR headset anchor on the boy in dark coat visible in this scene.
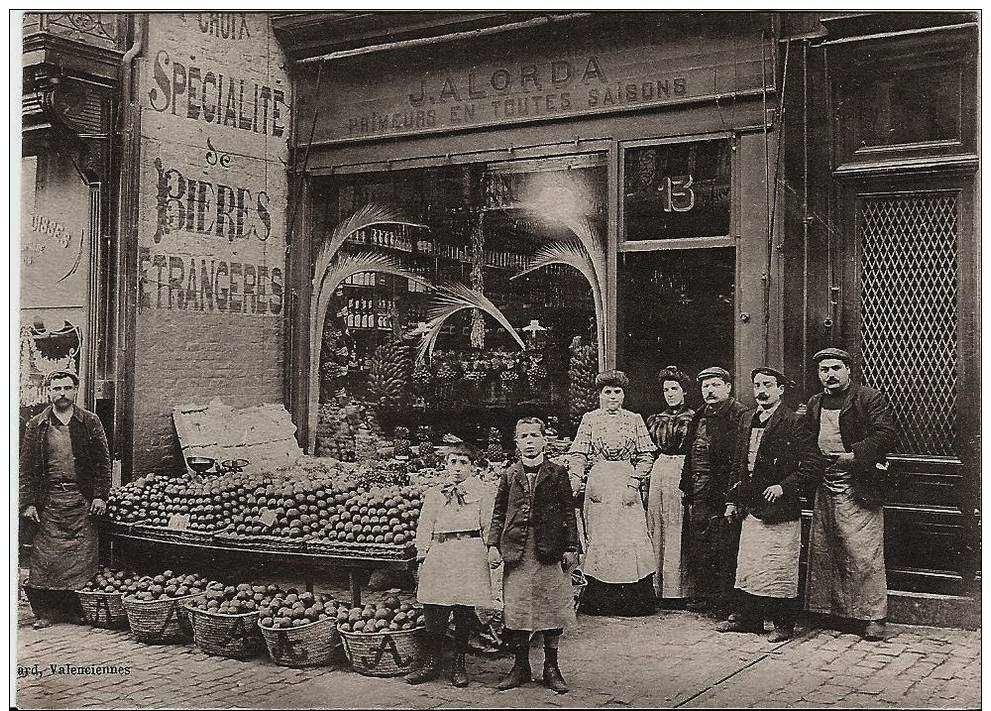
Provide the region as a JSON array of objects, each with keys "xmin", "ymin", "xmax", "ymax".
[{"xmin": 488, "ymin": 417, "xmax": 580, "ymax": 694}]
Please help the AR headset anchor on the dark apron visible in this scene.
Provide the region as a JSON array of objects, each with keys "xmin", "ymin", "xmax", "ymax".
[{"xmin": 27, "ymin": 487, "xmax": 99, "ymax": 591}]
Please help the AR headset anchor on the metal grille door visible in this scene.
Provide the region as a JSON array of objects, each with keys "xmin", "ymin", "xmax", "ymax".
[{"xmin": 859, "ymin": 194, "xmax": 958, "ymax": 457}]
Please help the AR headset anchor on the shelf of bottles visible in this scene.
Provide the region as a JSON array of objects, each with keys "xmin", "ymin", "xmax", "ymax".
[
  {"xmin": 345, "ymin": 225, "xmax": 530, "ymax": 272},
  {"xmin": 344, "ymin": 297, "xmax": 395, "ymax": 331}
]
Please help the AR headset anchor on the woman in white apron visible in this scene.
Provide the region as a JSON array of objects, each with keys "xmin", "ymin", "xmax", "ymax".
[
  {"xmin": 569, "ymin": 370, "xmax": 656, "ymax": 616},
  {"xmin": 645, "ymin": 366, "xmax": 695, "ymax": 603}
]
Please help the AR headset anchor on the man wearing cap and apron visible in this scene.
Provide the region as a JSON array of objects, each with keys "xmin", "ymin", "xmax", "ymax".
[
  {"xmin": 717, "ymin": 367, "xmax": 823, "ymax": 642},
  {"xmin": 679, "ymin": 366, "xmax": 750, "ymax": 615},
  {"xmin": 19, "ymin": 371, "xmax": 111, "ymax": 629},
  {"xmin": 803, "ymin": 348, "xmax": 898, "ymax": 641}
]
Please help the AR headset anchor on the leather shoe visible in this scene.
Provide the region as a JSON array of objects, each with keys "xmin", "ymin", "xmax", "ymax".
[
  {"xmin": 768, "ymin": 627, "xmax": 793, "ymax": 643},
  {"xmin": 31, "ymin": 618, "xmax": 53, "ymax": 630},
  {"xmin": 497, "ymin": 657, "xmax": 532, "ymax": 690},
  {"xmin": 405, "ymin": 655, "xmax": 442, "ymax": 685},
  {"xmin": 542, "ymin": 649, "xmax": 569, "ymax": 694},
  {"xmin": 716, "ymin": 619, "xmax": 763, "ymax": 634},
  {"xmin": 450, "ymin": 653, "xmax": 468, "ymax": 688},
  {"xmin": 862, "ymin": 621, "xmax": 886, "ymax": 641}
]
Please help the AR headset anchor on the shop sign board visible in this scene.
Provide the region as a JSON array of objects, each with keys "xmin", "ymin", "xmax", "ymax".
[
  {"xmin": 297, "ymin": 15, "xmax": 774, "ymax": 145},
  {"xmin": 137, "ymin": 12, "xmax": 290, "ymax": 317}
]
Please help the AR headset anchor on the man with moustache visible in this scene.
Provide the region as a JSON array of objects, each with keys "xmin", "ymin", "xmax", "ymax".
[
  {"xmin": 20, "ymin": 371, "xmax": 111, "ymax": 629},
  {"xmin": 803, "ymin": 349, "xmax": 897, "ymax": 641},
  {"xmin": 679, "ymin": 367, "xmax": 750, "ymax": 614},
  {"xmin": 717, "ymin": 367, "xmax": 823, "ymax": 641}
]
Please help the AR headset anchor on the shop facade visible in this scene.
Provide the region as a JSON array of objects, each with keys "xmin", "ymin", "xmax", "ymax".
[
  {"xmin": 19, "ymin": 11, "xmax": 980, "ymax": 620},
  {"xmin": 274, "ymin": 11, "xmax": 980, "ymax": 612}
]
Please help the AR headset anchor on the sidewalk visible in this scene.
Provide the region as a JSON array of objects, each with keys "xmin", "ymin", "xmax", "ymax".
[{"xmin": 15, "ymin": 599, "xmax": 981, "ymax": 709}]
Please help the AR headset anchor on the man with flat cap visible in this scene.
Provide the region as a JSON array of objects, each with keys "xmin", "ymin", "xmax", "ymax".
[
  {"xmin": 716, "ymin": 367, "xmax": 824, "ymax": 641},
  {"xmin": 803, "ymin": 348, "xmax": 897, "ymax": 640},
  {"xmin": 679, "ymin": 366, "xmax": 750, "ymax": 614}
]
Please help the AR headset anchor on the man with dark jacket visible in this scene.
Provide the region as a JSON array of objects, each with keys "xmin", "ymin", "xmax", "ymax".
[
  {"xmin": 717, "ymin": 367, "xmax": 824, "ymax": 641},
  {"xmin": 488, "ymin": 417, "xmax": 580, "ymax": 694},
  {"xmin": 803, "ymin": 348, "xmax": 897, "ymax": 641},
  {"xmin": 19, "ymin": 371, "xmax": 111, "ymax": 629},
  {"xmin": 680, "ymin": 367, "xmax": 750, "ymax": 614}
]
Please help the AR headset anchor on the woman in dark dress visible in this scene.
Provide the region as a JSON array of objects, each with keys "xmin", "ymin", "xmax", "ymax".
[{"xmin": 645, "ymin": 366, "xmax": 696, "ymax": 602}]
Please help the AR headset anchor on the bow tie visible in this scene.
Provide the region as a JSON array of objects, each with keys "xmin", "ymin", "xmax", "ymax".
[{"xmin": 440, "ymin": 482, "xmax": 468, "ymax": 505}]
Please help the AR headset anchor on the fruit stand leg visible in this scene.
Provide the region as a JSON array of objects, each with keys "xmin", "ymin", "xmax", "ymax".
[{"xmin": 349, "ymin": 571, "xmax": 362, "ymax": 607}]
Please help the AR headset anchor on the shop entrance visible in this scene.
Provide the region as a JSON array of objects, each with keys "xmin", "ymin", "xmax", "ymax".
[
  {"xmin": 616, "ymin": 135, "xmax": 737, "ymax": 414},
  {"xmin": 617, "ymin": 248, "xmax": 735, "ymax": 414}
]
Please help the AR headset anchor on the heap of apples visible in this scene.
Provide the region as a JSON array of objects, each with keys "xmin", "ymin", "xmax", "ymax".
[
  {"xmin": 257, "ymin": 588, "xmax": 342, "ymax": 628},
  {"xmin": 336, "ymin": 595, "xmax": 424, "ymax": 634},
  {"xmin": 78, "ymin": 566, "xmax": 140, "ymax": 595},
  {"xmin": 125, "ymin": 570, "xmax": 221, "ymax": 601}
]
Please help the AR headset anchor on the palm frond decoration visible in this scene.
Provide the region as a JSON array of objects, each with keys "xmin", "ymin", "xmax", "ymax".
[
  {"xmin": 557, "ymin": 213, "xmax": 607, "ymax": 297},
  {"xmin": 408, "ymin": 282, "xmax": 526, "ymax": 363},
  {"xmin": 312, "ymin": 203, "xmax": 421, "ymax": 288},
  {"xmin": 306, "ymin": 203, "xmax": 430, "ymax": 454}
]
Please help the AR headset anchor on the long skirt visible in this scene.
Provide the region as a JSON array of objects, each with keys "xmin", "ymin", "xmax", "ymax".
[
  {"xmin": 502, "ymin": 527, "xmax": 576, "ymax": 632},
  {"xmin": 27, "ymin": 488, "xmax": 99, "ymax": 591},
  {"xmin": 646, "ymin": 454, "xmax": 690, "ymax": 598},
  {"xmin": 807, "ymin": 484, "xmax": 888, "ymax": 621},
  {"xmin": 580, "ymin": 460, "xmax": 656, "ymax": 616},
  {"xmin": 734, "ymin": 515, "xmax": 801, "ymax": 598}
]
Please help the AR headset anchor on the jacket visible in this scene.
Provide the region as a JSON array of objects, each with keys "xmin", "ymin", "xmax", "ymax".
[
  {"xmin": 19, "ymin": 405, "xmax": 112, "ymax": 511},
  {"xmin": 803, "ymin": 382, "xmax": 898, "ymax": 507},
  {"xmin": 487, "ymin": 459, "xmax": 580, "ymax": 565},
  {"xmin": 680, "ymin": 397, "xmax": 750, "ymax": 505},
  {"xmin": 727, "ymin": 404, "xmax": 825, "ymax": 523}
]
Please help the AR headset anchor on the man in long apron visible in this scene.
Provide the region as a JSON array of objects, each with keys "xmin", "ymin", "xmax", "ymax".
[
  {"xmin": 19, "ymin": 371, "xmax": 110, "ymax": 629},
  {"xmin": 717, "ymin": 367, "xmax": 823, "ymax": 642},
  {"xmin": 803, "ymin": 349, "xmax": 897, "ymax": 640}
]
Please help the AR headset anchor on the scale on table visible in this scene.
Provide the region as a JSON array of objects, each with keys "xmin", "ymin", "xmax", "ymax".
[{"xmin": 185, "ymin": 456, "xmax": 249, "ymax": 479}]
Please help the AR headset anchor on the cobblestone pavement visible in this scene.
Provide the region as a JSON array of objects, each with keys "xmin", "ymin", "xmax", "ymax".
[{"xmin": 14, "ymin": 596, "xmax": 981, "ymax": 709}]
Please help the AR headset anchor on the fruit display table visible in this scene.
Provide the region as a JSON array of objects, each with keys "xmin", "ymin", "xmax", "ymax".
[{"xmin": 105, "ymin": 531, "xmax": 415, "ymax": 607}]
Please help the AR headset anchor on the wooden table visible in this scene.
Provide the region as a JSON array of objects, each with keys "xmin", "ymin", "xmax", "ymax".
[{"xmin": 107, "ymin": 532, "xmax": 416, "ymax": 606}]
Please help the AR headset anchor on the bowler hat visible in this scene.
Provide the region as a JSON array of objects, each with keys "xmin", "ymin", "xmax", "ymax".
[
  {"xmin": 812, "ymin": 348, "xmax": 853, "ymax": 365},
  {"xmin": 696, "ymin": 366, "xmax": 731, "ymax": 383}
]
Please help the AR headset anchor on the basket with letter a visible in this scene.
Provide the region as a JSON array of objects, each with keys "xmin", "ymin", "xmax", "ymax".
[
  {"xmin": 258, "ymin": 617, "xmax": 342, "ymax": 668},
  {"xmin": 186, "ymin": 606, "xmax": 265, "ymax": 660},
  {"xmin": 122, "ymin": 593, "xmax": 203, "ymax": 644},
  {"xmin": 338, "ymin": 626, "xmax": 426, "ymax": 677},
  {"xmin": 75, "ymin": 590, "xmax": 129, "ymax": 630}
]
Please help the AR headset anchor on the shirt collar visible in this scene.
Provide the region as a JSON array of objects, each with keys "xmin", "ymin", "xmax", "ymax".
[
  {"xmin": 755, "ymin": 402, "xmax": 781, "ymax": 423},
  {"xmin": 44, "ymin": 405, "xmax": 77, "ymax": 425}
]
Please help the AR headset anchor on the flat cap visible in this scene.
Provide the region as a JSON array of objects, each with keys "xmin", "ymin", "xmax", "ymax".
[
  {"xmin": 696, "ymin": 366, "xmax": 732, "ymax": 382},
  {"xmin": 812, "ymin": 347, "xmax": 853, "ymax": 364},
  {"xmin": 751, "ymin": 366, "xmax": 793, "ymax": 386}
]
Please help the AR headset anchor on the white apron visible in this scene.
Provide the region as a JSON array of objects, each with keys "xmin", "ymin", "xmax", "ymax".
[{"xmin": 583, "ymin": 460, "xmax": 655, "ymax": 583}]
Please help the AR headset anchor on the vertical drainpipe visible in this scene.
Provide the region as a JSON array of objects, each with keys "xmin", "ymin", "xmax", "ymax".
[{"xmin": 113, "ymin": 13, "xmax": 146, "ymax": 484}]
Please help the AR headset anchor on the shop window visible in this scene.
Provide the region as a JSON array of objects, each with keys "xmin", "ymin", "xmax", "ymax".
[
  {"xmin": 859, "ymin": 193, "xmax": 958, "ymax": 457},
  {"xmin": 623, "ymin": 138, "xmax": 731, "ymax": 242},
  {"xmin": 311, "ymin": 155, "xmax": 606, "ymax": 452},
  {"xmin": 616, "ymin": 248, "xmax": 735, "ymax": 415}
]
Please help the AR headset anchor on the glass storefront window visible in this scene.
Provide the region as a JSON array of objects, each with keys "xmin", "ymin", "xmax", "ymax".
[
  {"xmin": 617, "ymin": 248, "xmax": 735, "ymax": 414},
  {"xmin": 312, "ymin": 155, "xmax": 606, "ymax": 447},
  {"xmin": 623, "ymin": 138, "xmax": 731, "ymax": 242}
]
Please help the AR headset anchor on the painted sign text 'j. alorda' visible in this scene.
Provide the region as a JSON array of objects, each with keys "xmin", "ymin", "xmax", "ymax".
[
  {"xmin": 347, "ymin": 55, "xmax": 687, "ymax": 138},
  {"xmin": 138, "ymin": 246, "xmax": 283, "ymax": 315},
  {"xmin": 148, "ymin": 49, "xmax": 287, "ymax": 137}
]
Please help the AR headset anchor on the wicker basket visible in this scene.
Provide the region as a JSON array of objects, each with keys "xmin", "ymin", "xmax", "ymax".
[
  {"xmin": 122, "ymin": 593, "xmax": 203, "ymax": 644},
  {"xmin": 76, "ymin": 590, "xmax": 129, "ymax": 629},
  {"xmin": 339, "ymin": 625, "xmax": 426, "ymax": 677},
  {"xmin": 186, "ymin": 605, "xmax": 265, "ymax": 660},
  {"xmin": 258, "ymin": 617, "xmax": 341, "ymax": 668}
]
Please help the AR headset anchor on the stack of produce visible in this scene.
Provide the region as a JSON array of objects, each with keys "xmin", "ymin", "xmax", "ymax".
[
  {"xmin": 568, "ymin": 335, "xmax": 598, "ymax": 427},
  {"xmin": 366, "ymin": 339, "xmax": 413, "ymax": 412},
  {"xmin": 186, "ymin": 582, "xmax": 270, "ymax": 659},
  {"xmin": 76, "ymin": 566, "xmax": 140, "ymax": 629},
  {"xmin": 315, "ymin": 402, "xmax": 357, "ymax": 461},
  {"xmin": 122, "ymin": 570, "xmax": 223, "ymax": 644},
  {"xmin": 336, "ymin": 595, "xmax": 424, "ymax": 633},
  {"xmin": 257, "ymin": 587, "xmax": 344, "ymax": 668},
  {"xmin": 257, "ymin": 588, "xmax": 342, "ymax": 629},
  {"xmin": 338, "ymin": 595, "xmax": 427, "ymax": 677}
]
